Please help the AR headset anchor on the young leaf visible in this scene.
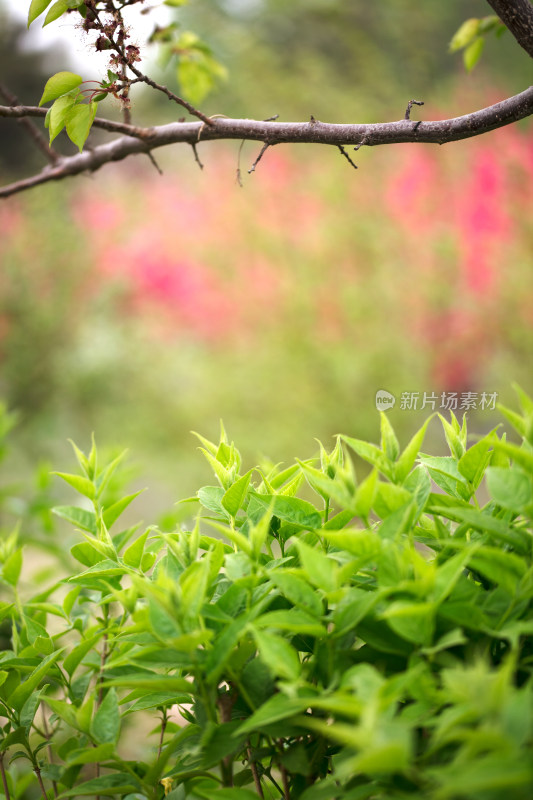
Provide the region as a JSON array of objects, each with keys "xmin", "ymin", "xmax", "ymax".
[
  {"xmin": 102, "ymin": 490, "xmax": 143, "ymax": 530},
  {"xmin": 43, "ymin": 0, "xmax": 75, "ymax": 26},
  {"xmin": 2, "ymin": 547, "xmax": 23, "ymax": 586},
  {"xmin": 53, "ymin": 471, "xmax": 95, "ymax": 500},
  {"xmin": 9, "ymin": 649, "xmax": 63, "ymax": 712},
  {"xmin": 221, "ymin": 470, "xmax": 253, "ymax": 517},
  {"xmin": 39, "ymin": 71, "xmax": 83, "ymax": 105},
  {"xmin": 294, "ymin": 540, "xmax": 337, "ymax": 593},
  {"xmin": 90, "ymin": 688, "xmax": 120, "ymax": 744},
  {"xmin": 65, "ymin": 101, "xmax": 97, "ymax": 152},
  {"xmin": 253, "ymin": 629, "xmax": 301, "ymax": 681},
  {"xmin": 53, "ymin": 505, "xmax": 97, "ymax": 534},
  {"xmin": 28, "ymin": 0, "xmax": 53, "ymax": 26},
  {"xmin": 464, "ymin": 37, "xmax": 484, "ymax": 71}
]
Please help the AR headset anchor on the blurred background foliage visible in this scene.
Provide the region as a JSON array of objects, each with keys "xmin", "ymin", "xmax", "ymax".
[{"xmin": 0, "ymin": 0, "xmax": 532, "ymax": 517}]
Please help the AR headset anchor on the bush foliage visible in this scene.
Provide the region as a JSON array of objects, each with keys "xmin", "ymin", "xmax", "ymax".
[{"xmin": 0, "ymin": 390, "xmax": 532, "ymax": 799}]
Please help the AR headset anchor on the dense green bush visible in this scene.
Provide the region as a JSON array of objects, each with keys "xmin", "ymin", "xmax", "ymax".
[{"xmin": 0, "ymin": 390, "xmax": 532, "ymax": 799}]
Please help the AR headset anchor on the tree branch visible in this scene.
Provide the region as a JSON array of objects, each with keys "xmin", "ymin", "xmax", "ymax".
[
  {"xmin": 1, "ymin": 86, "xmax": 532, "ymax": 198},
  {"xmin": 0, "ymin": 84, "xmax": 60, "ymax": 164},
  {"xmin": 485, "ymin": 0, "xmax": 533, "ymax": 58}
]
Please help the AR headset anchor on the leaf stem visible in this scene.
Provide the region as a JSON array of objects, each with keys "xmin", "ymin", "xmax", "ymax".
[
  {"xmin": 246, "ymin": 742, "xmax": 264, "ymax": 799},
  {"xmin": 0, "ymin": 752, "xmax": 11, "ymax": 800},
  {"xmin": 33, "ymin": 765, "xmax": 49, "ymax": 800}
]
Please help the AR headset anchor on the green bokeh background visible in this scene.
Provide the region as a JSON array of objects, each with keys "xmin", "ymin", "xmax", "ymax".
[{"xmin": 0, "ymin": 0, "xmax": 532, "ymax": 518}]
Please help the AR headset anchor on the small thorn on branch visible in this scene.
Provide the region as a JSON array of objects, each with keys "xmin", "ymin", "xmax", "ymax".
[
  {"xmin": 263, "ymin": 114, "xmax": 279, "ymax": 122},
  {"xmin": 248, "ymin": 142, "xmax": 270, "ymax": 174},
  {"xmin": 191, "ymin": 143, "xmax": 204, "ymax": 170},
  {"xmin": 405, "ymin": 99, "xmax": 424, "ymax": 120},
  {"xmin": 338, "ymin": 144, "xmax": 358, "ymax": 170}
]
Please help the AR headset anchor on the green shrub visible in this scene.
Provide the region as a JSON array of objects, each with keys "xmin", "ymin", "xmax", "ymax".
[{"xmin": 0, "ymin": 391, "xmax": 532, "ymax": 800}]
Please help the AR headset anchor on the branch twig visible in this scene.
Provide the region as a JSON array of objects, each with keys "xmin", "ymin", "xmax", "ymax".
[
  {"xmin": 337, "ymin": 144, "xmax": 358, "ymax": 169},
  {"xmin": 404, "ymin": 99, "xmax": 424, "ymax": 120},
  {"xmin": 0, "ymin": 83, "xmax": 59, "ymax": 164},
  {"xmin": 1, "ymin": 86, "xmax": 532, "ymax": 199},
  {"xmin": 248, "ymin": 143, "xmax": 270, "ymax": 174}
]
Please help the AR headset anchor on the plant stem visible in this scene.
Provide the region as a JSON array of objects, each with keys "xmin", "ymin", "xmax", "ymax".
[
  {"xmin": 157, "ymin": 711, "xmax": 167, "ymax": 760},
  {"xmin": 0, "ymin": 752, "xmax": 11, "ymax": 800},
  {"xmin": 246, "ymin": 742, "xmax": 264, "ymax": 799},
  {"xmin": 42, "ymin": 707, "xmax": 58, "ymax": 799},
  {"xmin": 276, "ymin": 740, "xmax": 290, "ymax": 800},
  {"xmin": 34, "ymin": 765, "xmax": 49, "ymax": 800}
]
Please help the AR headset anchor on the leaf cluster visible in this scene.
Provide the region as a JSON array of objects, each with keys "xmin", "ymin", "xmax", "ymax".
[
  {"xmin": 449, "ymin": 15, "xmax": 506, "ymax": 72},
  {"xmin": 0, "ymin": 391, "xmax": 532, "ymax": 799}
]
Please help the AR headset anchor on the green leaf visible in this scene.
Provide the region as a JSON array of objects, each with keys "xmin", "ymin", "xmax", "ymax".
[
  {"xmin": 90, "ymin": 688, "xmax": 120, "ymax": 744},
  {"xmin": 251, "ymin": 494, "xmax": 321, "ymax": 529},
  {"xmin": 48, "ymin": 93, "xmax": 78, "ymax": 143},
  {"xmin": 236, "ymin": 693, "xmax": 313, "ymax": 735},
  {"xmin": 380, "ymin": 412, "xmax": 400, "ymax": 461},
  {"xmin": 449, "ymin": 18, "xmax": 480, "ymax": 52},
  {"xmin": 39, "ymin": 71, "xmax": 83, "ymax": 105},
  {"xmin": 2, "ymin": 548, "xmax": 23, "ymax": 586},
  {"xmin": 65, "ymin": 101, "xmax": 97, "ymax": 152},
  {"xmin": 396, "ymin": 418, "xmax": 432, "ymax": 483},
  {"xmin": 269, "ymin": 572, "xmax": 323, "ymax": 617},
  {"xmin": 198, "ymin": 486, "xmax": 228, "ymax": 517},
  {"xmin": 122, "ymin": 529, "xmax": 150, "ymax": 568},
  {"xmin": 20, "ymin": 685, "xmax": 47, "ymax": 731},
  {"xmin": 199, "ymin": 790, "xmax": 259, "ymax": 800},
  {"xmin": 63, "ymin": 632, "xmax": 103, "ymax": 677},
  {"xmin": 253, "ymin": 629, "xmax": 301, "ymax": 681},
  {"xmin": 221, "ymin": 470, "xmax": 253, "ymax": 517},
  {"xmin": 294, "ymin": 539, "xmax": 337, "ymax": 592},
  {"xmin": 9, "ymin": 649, "xmax": 63, "ymax": 712},
  {"xmin": 43, "ymin": 0, "xmax": 77, "ymax": 26},
  {"xmin": 53, "ymin": 471, "xmax": 95, "ymax": 500},
  {"xmin": 458, "ymin": 436, "xmax": 493, "ymax": 488},
  {"xmin": 102, "ymin": 674, "xmax": 192, "ymax": 693},
  {"xmin": 469, "ymin": 547, "xmax": 527, "ymax": 596},
  {"xmin": 58, "ymin": 773, "xmax": 140, "ymax": 796},
  {"xmin": 341, "ymin": 434, "xmax": 392, "ymax": 478},
  {"xmin": 23, "ymin": 614, "xmax": 53, "ymax": 652},
  {"xmin": 431, "ymin": 505, "xmax": 528, "ymax": 553},
  {"xmin": 486, "ymin": 466, "xmax": 532, "ymax": 513},
  {"xmin": 28, "ymin": 0, "xmax": 53, "ymax": 26},
  {"xmin": 45, "ymin": 697, "xmax": 79, "ymax": 728},
  {"xmin": 53, "ymin": 505, "xmax": 97, "ymax": 534},
  {"xmin": 381, "ymin": 601, "xmax": 435, "ymax": 645},
  {"xmin": 464, "ymin": 36, "xmax": 484, "ymax": 71},
  {"xmin": 66, "ymin": 743, "xmax": 115, "ymax": 765},
  {"xmin": 70, "ymin": 542, "xmax": 106, "ymax": 568},
  {"xmin": 102, "ymin": 491, "xmax": 143, "ymax": 530},
  {"xmin": 177, "ymin": 58, "xmax": 213, "ymax": 105},
  {"xmin": 255, "ymin": 608, "xmax": 326, "ymax": 637}
]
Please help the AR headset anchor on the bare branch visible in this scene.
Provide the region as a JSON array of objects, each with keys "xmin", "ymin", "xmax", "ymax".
[
  {"xmin": 485, "ymin": 0, "xmax": 533, "ymax": 59},
  {"xmin": 1, "ymin": 86, "xmax": 532, "ymax": 199},
  {"xmin": 0, "ymin": 83, "xmax": 60, "ymax": 164}
]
